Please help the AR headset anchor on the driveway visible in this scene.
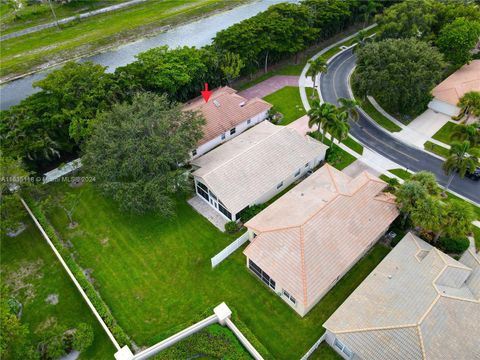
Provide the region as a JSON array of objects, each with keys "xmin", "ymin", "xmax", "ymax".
[{"xmin": 238, "ymin": 75, "xmax": 299, "ymax": 99}]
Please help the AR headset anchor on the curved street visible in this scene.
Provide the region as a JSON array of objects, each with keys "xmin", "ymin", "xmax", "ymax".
[{"xmin": 318, "ymin": 48, "xmax": 480, "ymax": 204}]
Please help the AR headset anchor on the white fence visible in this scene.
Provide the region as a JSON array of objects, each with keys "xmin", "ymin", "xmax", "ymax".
[
  {"xmin": 300, "ymin": 333, "xmax": 326, "ymax": 360},
  {"xmin": 43, "ymin": 158, "xmax": 82, "ymax": 183},
  {"xmin": 211, "ymin": 232, "xmax": 250, "ymax": 268}
]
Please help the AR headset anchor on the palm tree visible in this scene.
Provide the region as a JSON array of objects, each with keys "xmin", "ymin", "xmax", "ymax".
[
  {"xmin": 338, "ymin": 97, "xmax": 360, "ymax": 122},
  {"xmin": 306, "ymin": 57, "xmax": 328, "ymax": 98},
  {"xmin": 442, "ymin": 140, "xmax": 479, "ymax": 192},
  {"xmin": 455, "ymin": 91, "xmax": 480, "ymax": 123},
  {"xmin": 328, "ymin": 113, "xmax": 350, "ymax": 145},
  {"xmin": 450, "ymin": 122, "xmax": 480, "ymax": 147},
  {"xmin": 307, "ymin": 101, "xmax": 337, "ymax": 142}
]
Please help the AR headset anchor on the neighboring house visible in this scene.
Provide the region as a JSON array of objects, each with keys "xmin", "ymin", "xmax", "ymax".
[
  {"xmin": 243, "ymin": 165, "xmax": 399, "ymax": 316},
  {"xmin": 324, "ymin": 233, "xmax": 480, "ymax": 360},
  {"xmin": 428, "ymin": 59, "xmax": 480, "ymax": 117},
  {"xmin": 191, "ymin": 121, "xmax": 327, "ymax": 221},
  {"xmin": 183, "ymin": 86, "xmax": 272, "ymax": 159}
]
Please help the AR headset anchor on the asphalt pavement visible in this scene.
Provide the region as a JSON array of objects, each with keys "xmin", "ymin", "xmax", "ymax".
[{"xmin": 319, "ymin": 48, "xmax": 479, "ymax": 204}]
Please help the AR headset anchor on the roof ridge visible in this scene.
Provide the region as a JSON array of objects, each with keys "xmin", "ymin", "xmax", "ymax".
[
  {"xmin": 440, "ymin": 293, "xmax": 480, "ymax": 304},
  {"xmin": 332, "ymin": 323, "xmax": 418, "ymax": 335},
  {"xmin": 416, "ymin": 325, "xmax": 427, "ymax": 360},
  {"xmin": 201, "ymin": 122, "xmax": 283, "ymax": 178},
  {"xmin": 417, "ymin": 293, "xmax": 441, "ymax": 325},
  {"xmin": 434, "ymin": 248, "xmax": 471, "ymax": 270},
  {"xmin": 325, "ymin": 164, "xmax": 341, "ymax": 194},
  {"xmin": 299, "ymin": 226, "xmax": 308, "ymax": 306}
]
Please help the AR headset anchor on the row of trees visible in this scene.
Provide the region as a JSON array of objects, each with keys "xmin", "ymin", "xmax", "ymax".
[
  {"xmin": 1, "ymin": 0, "xmax": 388, "ymax": 172},
  {"xmin": 353, "ymin": 0, "xmax": 480, "ymax": 117}
]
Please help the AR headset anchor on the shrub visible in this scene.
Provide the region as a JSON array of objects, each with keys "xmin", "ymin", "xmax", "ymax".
[
  {"xmin": 239, "ymin": 204, "xmax": 268, "ymax": 223},
  {"xmin": 438, "ymin": 237, "xmax": 470, "ymax": 254},
  {"xmin": 224, "ymin": 221, "xmax": 239, "ymax": 234},
  {"xmin": 72, "ymin": 323, "xmax": 94, "ymax": 352}
]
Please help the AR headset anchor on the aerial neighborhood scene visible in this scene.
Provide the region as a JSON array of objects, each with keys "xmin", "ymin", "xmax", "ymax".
[{"xmin": 1, "ymin": 0, "xmax": 480, "ymax": 359}]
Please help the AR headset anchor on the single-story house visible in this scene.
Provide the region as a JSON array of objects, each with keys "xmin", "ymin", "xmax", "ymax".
[
  {"xmin": 243, "ymin": 165, "xmax": 399, "ymax": 316},
  {"xmin": 183, "ymin": 86, "xmax": 272, "ymax": 159},
  {"xmin": 428, "ymin": 59, "xmax": 480, "ymax": 118},
  {"xmin": 323, "ymin": 233, "xmax": 480, "ymax": 360},
  {"xmin": 191, "ymin": 121, "xmax": 327, "ymax": 221}
]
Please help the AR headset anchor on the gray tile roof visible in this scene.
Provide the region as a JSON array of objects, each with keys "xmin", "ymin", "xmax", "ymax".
[
  {"xmin": 191, "ymin": 121, "xmax": 327, "ymax": 214},
  {"xmin": 324, "ymin": 233, "xmax": 480, "ymax": 360}
]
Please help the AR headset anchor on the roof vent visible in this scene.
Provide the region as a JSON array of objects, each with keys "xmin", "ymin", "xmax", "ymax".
[
  {"xmin": 387, "ymin": 275, "xmax": 392, "ymax": 279},
  {"xmin": 213, "ymin": 100, "xmax": 220, "ymax": 108},
  {"xmin": 239, "ymin": 101, "xmax": 246, "ymax": 107}
]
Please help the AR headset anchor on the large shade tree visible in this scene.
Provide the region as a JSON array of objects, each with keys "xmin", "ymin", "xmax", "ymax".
[
  {"xmin": 436, "ymin": 18, "xmax": 480, "ymax": 68},
  {"xmin": 354, "ymin": 38, "xmax": 446, "ymax": 116},
  {"xmin": 83, "ymin": 93, "xmax": 205, "ymax": 216}
]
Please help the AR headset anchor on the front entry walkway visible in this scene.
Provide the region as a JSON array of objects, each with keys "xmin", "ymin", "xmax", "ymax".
[
  {"xmin": 188, "ymin": 196, "xmax": 228, "ymax": 232},
  {"xmin": 238, "ymin": 75, "xmax": 299, "ymax": 99}
]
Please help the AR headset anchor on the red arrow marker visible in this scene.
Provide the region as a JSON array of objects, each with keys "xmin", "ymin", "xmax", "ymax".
[{"xmin": 201, "ymin": 83, "xmax": 212, "ymax": 103}]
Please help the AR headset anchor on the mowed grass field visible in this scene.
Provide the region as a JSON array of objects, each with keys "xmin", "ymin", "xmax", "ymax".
[
  {"xmin": 43, "ymin": 182, "xmax": 391, "ymax": 359},
  {"xmin": 0, "ymin": 209, "xmax": 116, "ymax": 359},
  {"xmin": 1, "ymin": 0, "xmax": 243, "ymax": 78},
  {"xmin": 263, "ymin": 86, "xmax": 306, "ymax": 125}
]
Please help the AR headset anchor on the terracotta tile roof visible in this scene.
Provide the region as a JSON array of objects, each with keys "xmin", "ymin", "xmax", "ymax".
[
  {"xmin": 191, "ymin": 121, "xmax": 327, "ymax": 215},
  {"xmin": 323, "ymin": 233, "xmax": 480, "ymax": 360},
  {"xmin": 183, "ymin": 86, "xmax": 272, "ymax": 146},
  {"xmin": 244, "ymin": 165, "xmax": 399, "ymax": 310},
  {"xmin": 431, "ymin": 60, "xmax": 480, "ymax": 105}
]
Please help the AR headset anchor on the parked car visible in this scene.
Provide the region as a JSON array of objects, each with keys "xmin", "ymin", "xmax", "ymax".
[{"xmin": 465, "ymin": 167, "xmax": 480, "ymax": 181}]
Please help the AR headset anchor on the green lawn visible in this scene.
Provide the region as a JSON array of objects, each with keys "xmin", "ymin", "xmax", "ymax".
[
  {"xmin": 472, "ymin": 226, "xmax": 480, "ymax": 252},
  {"xmin": 41, "ymin": 183, "xmax": 391, "ymax": 359},
  {"xmin": 0, "ymin": 207, "xmax": 115, "ymax": 359},
  {"xmin": 388, "ymin": 168, "xmax": 412, "ymax": 180},
  {"xmin": 308, "ymin": 133, "xmax": 358, "ymax": 170},
  {"xmin": 424, "ymin": 141, "xmax": 449, "ymax": 158},
  {"xmin": 309, "ymin": 343, "xmax": 343, "ymax": 360},
  {"xmin": 355, "ymin": 95, "xmax": 402, "ymax": 132},
  {"xmin": 263, "ymin": 86, "xmax": 306, "ymax": 125},
  {"xmin": 343, "ymin": 136, "xmax": 364, "ymax": 155},
  {"xmin": 1, "ymin": 0, "xmax": 127, "ymax": 34},
  {"xmin": 1, "ymin": 0, "xmax": 244, "ymax": 78},
  {"xmin": 432, "ymin": 121, "xmax": 459, "ymax": 145}
]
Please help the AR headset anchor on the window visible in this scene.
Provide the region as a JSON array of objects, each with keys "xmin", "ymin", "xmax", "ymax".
[
  {"xmin": 294, "ymin": 169, "xmax": 301, "ymax": 177},
  {"xmin": 333, "ymin": 338, "xmax": 353, "ymax": 358},
  {"xmin": 305, "ymin": 163, "xmax": 309, "ymax": 168},
  {"xmin": 334, "ymin": 338, "xmax": 344, "ymax": 351},
  {"xmin": 249, "ymin": 260, "xmax": 275, "ymax": 289},
  {"xmin": 247, "ymin": 119, "xmax": 251, "ymax": 125},
  {"xmin": 218, "ymin": 203, "xmax": 232, "ymax": 220},
  {"xmin": 221, "ymin": 133, "xmax": 226, "ymax": 140},
  {"xmin": 196, "ymin": 186, "xmax": 209, "ymax": 201},
  {"xmin": 276, "ymin": 182, "xmax": 283, "ymax": 189},
  {"xmin": 209, "ymin": 191, "xmax": 217, "ymax": 200},
  {"xmin": 282, "ymin": 290, "xmax": 296, "ymax": 305},
  {"xmin": 192, "ymin": 149, "xmax": 197, "ymax": 156},
  {"xmin": 230, "ymin": 127, "xmax": 236, "ymax": 135}
]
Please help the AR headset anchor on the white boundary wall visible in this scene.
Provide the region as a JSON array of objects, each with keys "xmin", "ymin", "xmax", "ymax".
[
  {"xmin": 300, "ymin": 333, "xmax": 326, "ymax": 360},
  {"xmin": 43, "ymin": 158, "xmax": 82, "ymax": 183},
  {"xmin": 21, "ymin": 198, "xmax": 121, "ymax": 351},
  {"xmin": 211, "ymin": 232, "xmax": 249, "ymax": 268}
]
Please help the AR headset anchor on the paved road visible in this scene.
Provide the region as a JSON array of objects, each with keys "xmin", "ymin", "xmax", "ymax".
[{"xmin": 320, "ymin": 48, "xmax": 480, "ymax": 204}]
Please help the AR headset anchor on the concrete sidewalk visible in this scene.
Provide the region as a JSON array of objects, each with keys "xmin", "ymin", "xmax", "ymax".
[{"xmin": 238, "ymin": 75, "xmax": 299, "ymax": 100}]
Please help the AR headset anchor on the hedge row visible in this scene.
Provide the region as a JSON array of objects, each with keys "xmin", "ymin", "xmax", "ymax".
[{"xmin": 22, "ymin": 195, "xmax": 131, "ymax": 348}]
